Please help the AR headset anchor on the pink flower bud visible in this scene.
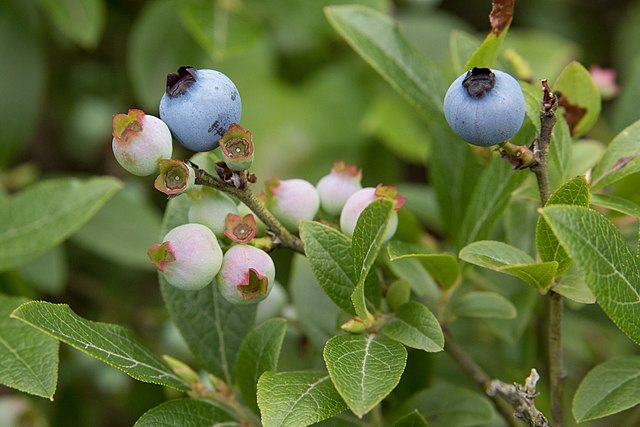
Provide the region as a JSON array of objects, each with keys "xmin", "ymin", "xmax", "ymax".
[
  {"xmin": 148, "ymin": 223, "xmax": 223, "ymax": 290},
  {"xmin": 216, "ymin": 245, "xmax": 275, "ymax": 304},
  {"xmin": 112, "ymin": 109, "xmax": 172, "ymax": 176},
  {"xmin": 316, "ymin": 161, "xmax": 363, "ymax": 216}
]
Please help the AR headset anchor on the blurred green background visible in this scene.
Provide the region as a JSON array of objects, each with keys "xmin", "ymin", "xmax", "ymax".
[{"xmin": 1, "ymin": 0, "xmax": 640, "ymax": 425}]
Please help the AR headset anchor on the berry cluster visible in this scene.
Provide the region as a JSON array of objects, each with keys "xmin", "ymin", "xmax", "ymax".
[{"xmin": 111, "ymin": 66, "xmax": 405, "ymax": 305}]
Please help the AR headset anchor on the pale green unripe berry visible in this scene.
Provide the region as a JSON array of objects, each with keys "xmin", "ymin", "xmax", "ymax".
[{"xmin": 188, "ymin": 188, "xmax": 238, "ymax": 238}]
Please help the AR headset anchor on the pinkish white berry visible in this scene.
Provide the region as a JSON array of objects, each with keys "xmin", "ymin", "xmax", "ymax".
[
  {"xmin": 148, "ymin": 223, "xmax": 223, "ymax": 290},
  {"xmin": 340, "ymin": 185, "xmax": 404, "ymax": 242},
  {"xmin": 265, "ymin": 178, "xmax": 320, "ymax": 232},
  {"xmin": 216, "ymin": 245, "xmax": 275, "ymax": 304},
  {"xmin": 316, "ymin": 161, "xmax": 362, "ymax": 216}
]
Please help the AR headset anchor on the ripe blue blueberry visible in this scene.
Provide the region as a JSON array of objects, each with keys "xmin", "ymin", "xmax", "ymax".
[
  {"xmin": 444, "ymin": 67, "xmax": 525, "ymax": 147},
  {"xmin": 159, "ymin": 66, "xmax": 242, "ymax": 152}
]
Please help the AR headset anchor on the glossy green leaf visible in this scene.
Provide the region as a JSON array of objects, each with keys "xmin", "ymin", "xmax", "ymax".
[
  {"xmin": 591, "ymin": 193, "xmax": 640, "ymax": 217},
  {"xmin": 0, "ymin": 295, "xmax": 58, "ymax": 399},
  {"xmin": 392, "ymin": 410, "xmax": 430, "ymax": 427},
  {"xmin": 553, "ymin": 274, "xmax": 595, "ymax": 304},
  {"xmin": 72, "ymin": 186, "xmax": 162, "ymax": 270},
  {"xmin": 351, "ymin": 199, "xmax": 395, "ymax": 322},
  {"xmin": 553, "ymin": 61, "xmax": 601, "ymax": 137},
  {"xmin": 536, "ymin": 176, "xmax": 590, "ymax": 276},
  {"xmin": 457, "ymin": 156, "xmax": 527, "ymax": 247},
  {"xmin": 0, "ymin": 176, "xmax": 122, "ymax": 272},
  {"xmin": 464, "ymin": 0, "xmax": 514, "ymax": 69},
  {"xmin": 590, "ymin": 119, "xmax": 640, "ymax": 190},
  {"xmin": 134, "ymin": 399, "xmax": 236, "ymax": 427},
  {"xmin": 324, "ymin": 334, "xmax": 407, "ymax": 417},
  {"xmin": 573, "ymin": 356, "xmax": 640, "ymax": 422},
  {"xmin": 388, "ymin": 241, "xmax": 459, "ymax": 290},
  {"xmin": 459, "ymin": 241, "xmax": 557, "ymax": 292},
  {"xmin": 541, "ymin": 205, "xmax": 640, "ymax": 345},
  {"xmin": 11, "ymin": 302, "xmax": 187, "ymax": 391},
  {"xmin": 236, "ymin": 318, "xmax": 287, "ymax": 415},
  {"xmin": 257, "ymin": 371, "xmax": 347, "ymax": 427},
  {"xmin": 290, "ymin": 254, "xmax": 342, "ymax": 350},
  {"xmin": 300, "ymin": 221, "xmax": 356, "ymax": 314},
  {"xmin": 159, "ymin": 197, "xmax": 256, "ymax": 384},
  {"xmin": 325, "ymin": 5, "xmax": 444, "ymax": 119},
  {"xmin": 398, "ymin": 385, "xmax": 495, "ymax": 427},
  {"xmin": 36, "ymin": 0, "xmax": 105, "ymax": 49},
  {"xmin": 383, "ymin": 302, "xmax": 444, "ymax": 352},
  {"xmin": 450, "ymin": 291, "xmax": 517, "ymax": 319}
]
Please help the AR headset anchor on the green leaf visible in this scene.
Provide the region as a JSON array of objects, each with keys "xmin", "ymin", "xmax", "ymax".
[
  {"xmin": 398, "ymin": 385, "xmax": 495, "ymax": 427},
  {"xmin": 0, "ymin": 295, "xmax": 58, "ymax": 399},
  {"xmin": 300, "ymin": 221, "xmax": 356, "ymax": 314},
  {"xmin": 72, "ymin": 186, "xmax": 162, "ymax": 270},
  {"xmin": 159, "ymin": 196, "xmax": 256, "ymax": 383},
  {"xmin": 536, "ymin": 176, "xmax": 590, "ymax": 276},
  {"xmin": 459, "ymin": 241, "xmax": 557, "ymax": 292},
  {"xmin": 257, "ymin": 371, "xmax": 347, "ymax": 427},
  {"xmin": 324, "ymin": 334, "xmax": 407, "ymax": 417},
  {"xmin": 591, "ymin": 193, "xmax": 640, "ymax": 217},
  {"xmin": 573, "ymin": 356, "xmax": 640, "ymax": 422},
  {"xmin": 553, "ymin": 61, "xmax": 601, "ymax": 137},
  {"xmin": 18, "ymin": 246, "xmax": 66, "ymax": 294},
  {"xmin": 236, "ymin": 318, "xmax": 287, "ymax": 415},
  {"xmin": 289, "ymin": 255, "xmax": 342, "ymax": 350},
  {"xmin": 36, "ymin": 0, "xmax": 105, "ymax": 49},
  {"xmin": 463, "ymin": 0, "xmax": 514, "ymax": 69},
  {"xmin": 11, "ymin": 302, "xmax": 187, "ymax": 391},
  {"xmin": 351, "ymin": 199, "xmax": 395, "ymax": 322},
  {"xmin": 0, "ymin": 176, "xmax": 122, "ymax": 272},
  {"xmin": 383, "ymin": 302, "xmax": 444, "ymax": 352},
  {"xmin": 548, "ymin": 115, "xmax": 573, "ymax": 192},
  {"xmin": 553, "ymin": 273, "xmax": 596, "ymax": 304},
  {"xmin": 325, "ymin": 5, "xmax": 444, "ymax": 119},
  {"xmin": 450, "ymin": 30, "xmax": 480, "ymax": 75},
  {"xmin": 393, "ymin": 410, "xmax": 429, "ymax": 427},
  {"xmin": 541, "ymin": 205, "xmax": 640, "ymax": 345},
  {"xmin": 450, "ymin": 291, "xmax": 517, "ymax": 319},
  {"xmin": 384, "ymin": 256, "xmax": 440, "ymax": 302},
  {"xmin": 457, "ymin": 155, "xmax": 526, "ymax": 247},
  {"xmin": 134, "ymin": 399, "xmax": 236, "ymax": 427},
  {"xmin": 590, "ymin": 119, "xmax": 640, "ymax": 190},
  {"xmin": 388, "ymin": 241, "xmax": 459, "ymax": 290}
]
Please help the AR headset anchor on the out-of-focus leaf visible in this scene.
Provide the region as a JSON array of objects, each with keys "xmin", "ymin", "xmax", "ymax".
[
  {"xmin": 0, "ymin": 3, "xmax": 46, "ymax": 166},
  {"xmin": 36, "ymin": 0, "xmax": 105, "ymax": 48},
  {"xmin": 397, "ymin": 385, "xmax": 495, "ymax": 427},
  {"xmin": 464, "ymin": 0, "xmax": 514, "ymax": 70},
  {"xmin": 541, "ymin": 205, "xmax": 640, "ymax": 345},
  {"xmin": 388, "ymin": 241, "xmax": 459, "ymax": 290},
  {"xmin": 591, "ymin": 193, "xmax": 640, "ymax": 217},
  {"xmin": 324, "ymin": 334, "xmax": 406, "ymax": 417},
  {"xmin": 573, "ymin": 356, "xmax": 640, "ymax": 422},
  {"xmin": 553, "ymin": 273, "xmax": 596, "ymax": 304},
  {"xmin": 134, "ymin": 399, "xmax": 236, "ymax": 427},
  {"xmin": 548, "ymin": 115, "xmax": 572, "ymax": 192},
  {"xmin": 257, "ymin": 371, "xmax": 347, "ymax": 427},
  {"xmin": 591, "ymin": 119, "xmax": 640, "ymax": 190},
  {"xmin": 18, "ymin": 246, "xmax": 66, "ymax": 295},
  {"xmin": 325, "ymin": 5, "xmax": 445, "ymax": 120},
  {"xmin": 0, "ymin": 295, "xmax": 58, "ymax": 399},
  {"xmin": 613, "ymin": 52, "xmax": 640, "ymax": 132},
  {"xmin": 0, "ymin": 177, "xmax": 122, "ymax": 272},
  {"xmin": 553, "ymin": 61, "xmax": 601, "ymax": 137},
  {"xmin": 72, "ymin": 186, "xmax": 162, "ymax": 269},
  {"xmin": 570, "ymin": 140, "xmax": 606, "ymax": 177},
  {"xmin": 392, "ymin": 410, "xmax": 429, "ymax": 427},
  {"xmin": 236, "ymin": 318, "xmax": 287, "ymax": 415},
  {"xmin": 450, "ymin": 291, "xmax": 517, "ymax": 319},
  {"xmin": 12, "ymin": 302, "xmax": 187, "ymax": 391},
  {"xmin": 450, "ymin": 30, "xmax": 480, "ymax": 75}
]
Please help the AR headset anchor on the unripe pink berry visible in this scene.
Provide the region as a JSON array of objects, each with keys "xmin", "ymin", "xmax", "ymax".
[
  {"xmin": 216, "ymin": 245, "xmax": 275, "ymax": 304},
  {"xmin": 112, "ymin": 109, "xmax": 172, "ymax": 176},
  {"xmin": 340, "ymin": 185, "xmax": 405, "ymax": 242},
  {"xmin": 264, "ymin": 178, "xmax": 320, "ymax": 232},
  {"xmin": 316, "ymin": 161, "xmax": 362, "ymax": 216},
  {"xmin": 148, "ymin": 223, "xmax": 223, "ymax": 291},
  {"xmin": 188, "ymin": 188, "xmax": 238, "ymax": 237}
]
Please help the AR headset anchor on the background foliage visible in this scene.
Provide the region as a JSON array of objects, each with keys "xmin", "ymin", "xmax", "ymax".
[{"xmin": 1, "ymin": 0, "xmax": 640, "ymax": 426}]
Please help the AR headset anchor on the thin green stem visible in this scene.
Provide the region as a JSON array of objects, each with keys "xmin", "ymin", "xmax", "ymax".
[{"xmin": 194, "ymin": 167, "xmax": 305, "ymax": 254}]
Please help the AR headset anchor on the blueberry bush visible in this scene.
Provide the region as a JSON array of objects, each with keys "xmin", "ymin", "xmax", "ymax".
[{"xmin": 2, "ymin": 0, "xmax": 640, "ymax": 426}]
